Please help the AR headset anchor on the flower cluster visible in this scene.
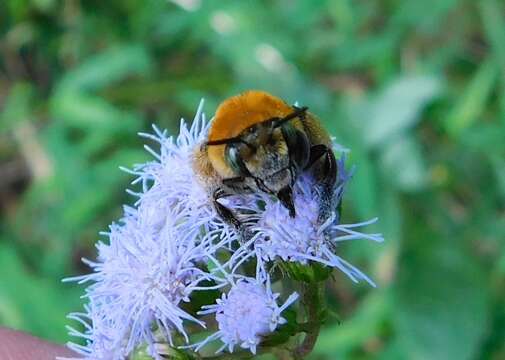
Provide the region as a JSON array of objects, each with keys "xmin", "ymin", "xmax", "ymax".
[
  {"xmin": 63, "ymin": 102, "xmax": 232, "ymax": 359},
  {"xmin": 194, "ymin": 275, "xmax": 299, "ymax": 354},
  {"xmin": 235, "ymin": 171, "xmax": 383, "ymax": 286},
  {"xmin": 64, "ymin": 100, "xmax": 383, "ymax": 360}
]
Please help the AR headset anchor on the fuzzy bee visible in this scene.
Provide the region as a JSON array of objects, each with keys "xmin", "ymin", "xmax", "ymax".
[{"xmin": 193, "ymin": 90, "xmax": 337, "ymax": 236}]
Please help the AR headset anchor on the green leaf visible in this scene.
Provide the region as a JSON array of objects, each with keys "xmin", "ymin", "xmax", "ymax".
[
  {"xmin": 0, "ymin": 82, "xmax": 34, "ymax": 133},
  {"xmin": 314, "ymin": 291, "xmax": 390, "ymax": 357},
  {"xmin": 490, "ymin": 154, "xmax": 505, "ymax": 202},
  {"xmin": 346, "ymin": 148, "xmax": 379, "ymax": 219},
  {"xmin": 394, "ymin": 233, "xmax": 489, "ymax": 360},
  {"xmin": 57, "ymin": 45, "xmax": 153, "ymax": 93},
  {"xmin": 51, "ymin": 92, "xmax": 139, "ymax": 131},
  {"xmin": 480, "ymin": 0, "xmax": 505, "ymax": 117},
  {"xmin": 392, "ymin": 0, "xmax": 459, "ymax": 31},
  {"xmin": 376, "ymin": 339, "xmax": 406, "ymax": 360},
  {"xmin": 335, "ymin": 106, "xmax": 379, "ymax": 219},
  {"xmin": 379, "ymin": 136, "xmax": 427, "ymax": 192},
  {"xmin": 444, "ymin": 58, "xmax": 497, "ymax": 136},
  {"xmin": 362, "ymin": 75, "xmax": 442, "ymax": 148},
  {"xmin": 480, "ymin": 0, "xmax": 505, "ymax": 68},
  {"xmin": 0, "ymin": 243, "xmax": 82, "ymax": 343},
  {"xmin": 330, "ymin": 33, "xmax": 398, "ymax": 69},
  {"xmin": 31, "ymin": 0, "xmax": 56, "ymax": 12}
]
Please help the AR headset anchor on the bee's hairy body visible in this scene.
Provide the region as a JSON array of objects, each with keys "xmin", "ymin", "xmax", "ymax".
[{"xmin": 193, "ymin": 90, "xmax": 337, "ymax": 237}]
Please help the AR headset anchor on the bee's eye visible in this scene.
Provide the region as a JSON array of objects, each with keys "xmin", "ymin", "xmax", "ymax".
[{"xmin": 225, "ymin": 145, "xmax": 251, "ymax": 177}]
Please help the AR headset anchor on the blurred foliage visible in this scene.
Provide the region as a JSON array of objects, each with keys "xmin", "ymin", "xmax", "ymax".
[{"xmin": 0, "ymin": 0, "xmax": 504, "ymax": 359}]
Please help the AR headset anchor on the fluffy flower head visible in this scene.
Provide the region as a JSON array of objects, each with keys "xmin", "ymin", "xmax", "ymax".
[
  {"xmin": 233, "ymin": 158, "xmax": 383, "ymax": 285},
  {"xmin": 66, "ymin": 207, "xmax": 221, "ymax": 359},
  {"xmin": 195, "ymin": 277, "xmax": 298, "ymax": 354},
  {"xmin": 64, "ymin": 101, "xmax": 233, "ymax": 360},
  {"xmin": 64, "ymin": 98, "xmax": 383, "ymax": 360}
]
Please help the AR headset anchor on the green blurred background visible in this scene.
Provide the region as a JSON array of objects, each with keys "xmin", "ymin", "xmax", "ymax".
[{"xmin": 1, "ymin": 0, "xmax": 504, "ymax": 359}]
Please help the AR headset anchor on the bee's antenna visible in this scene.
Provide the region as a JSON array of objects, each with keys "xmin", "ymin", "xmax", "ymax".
[
  {"xmin": 207, "ymin": 138, "xmax": 256, "ymax": 151},
  {"xmin": 273, "ymin": 106, "xmax": 308, "ymax": 128},
  {"xmin": 206, "ymin": 137, "xmax": 240, "ymax": 146}
]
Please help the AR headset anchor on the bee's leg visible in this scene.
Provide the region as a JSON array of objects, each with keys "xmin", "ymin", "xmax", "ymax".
[
  {"xmin": 306, "ymin": 145, "xmax": 338, "ymax": 223},
  {"xmin": 304, "ymin": 144, "xmax": 328, "ymax": 171},
  {"xmin": 213, "ymin": 196, "xmax": 242, "ymax": 228},
  {"xmin": 213, "ymin": 180, "xmax": 253, "ymax": 242},
  {"xmin": 319, "ymin": 147, "xmax": 339, "ymax": 223}
]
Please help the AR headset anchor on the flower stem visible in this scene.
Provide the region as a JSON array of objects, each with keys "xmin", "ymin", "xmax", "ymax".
[{"xmin": 293, "ymin": 281, "xmax": 325, "ymax": 359}]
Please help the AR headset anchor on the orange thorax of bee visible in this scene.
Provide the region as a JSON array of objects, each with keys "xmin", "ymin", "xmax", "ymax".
[{"xmin": 207, "ymin": 91, "xmax": 294, "ymax": 178}]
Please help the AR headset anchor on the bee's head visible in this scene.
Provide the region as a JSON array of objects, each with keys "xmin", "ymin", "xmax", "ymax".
[
  {"xmin": 206, "ymin": 90, "xmax": 311, "ymax": 217},
  {"xmin": 218, "ymin": 109, "xmax": 310, "ymax": 217}
]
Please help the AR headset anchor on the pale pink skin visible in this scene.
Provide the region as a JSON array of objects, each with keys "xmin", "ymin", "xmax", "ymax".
[{"xmin": 0, "ymin": 327, "xmax": 76, "ymax": 360}]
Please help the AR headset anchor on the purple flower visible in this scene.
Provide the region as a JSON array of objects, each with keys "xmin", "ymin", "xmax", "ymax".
[
  {"xmin": 192, "ymin": 276, "xmax": 298, "ymax": 354},
  {"xmin": 65, "ymin": 206, "xmax": 227, "ymax": 359},
  {"xmin": 124, "ymin": 100, "xmax": 237, "ymax": 244},
  {"xmin": 232, "ymin": 159, "xmax": 383, "ymax": 286},
  {"xmin": 63, "ymin": 99, "xmax": 383, "ymax": 359},
  {"xmin": 64, "ymin": 101, "xmax": 233, "ymax": 360}
]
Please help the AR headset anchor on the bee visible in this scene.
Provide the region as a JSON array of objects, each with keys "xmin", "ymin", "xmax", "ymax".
[{"xmin": 193, "ymin": 90, "xmax": 337, "ymax": 236}]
